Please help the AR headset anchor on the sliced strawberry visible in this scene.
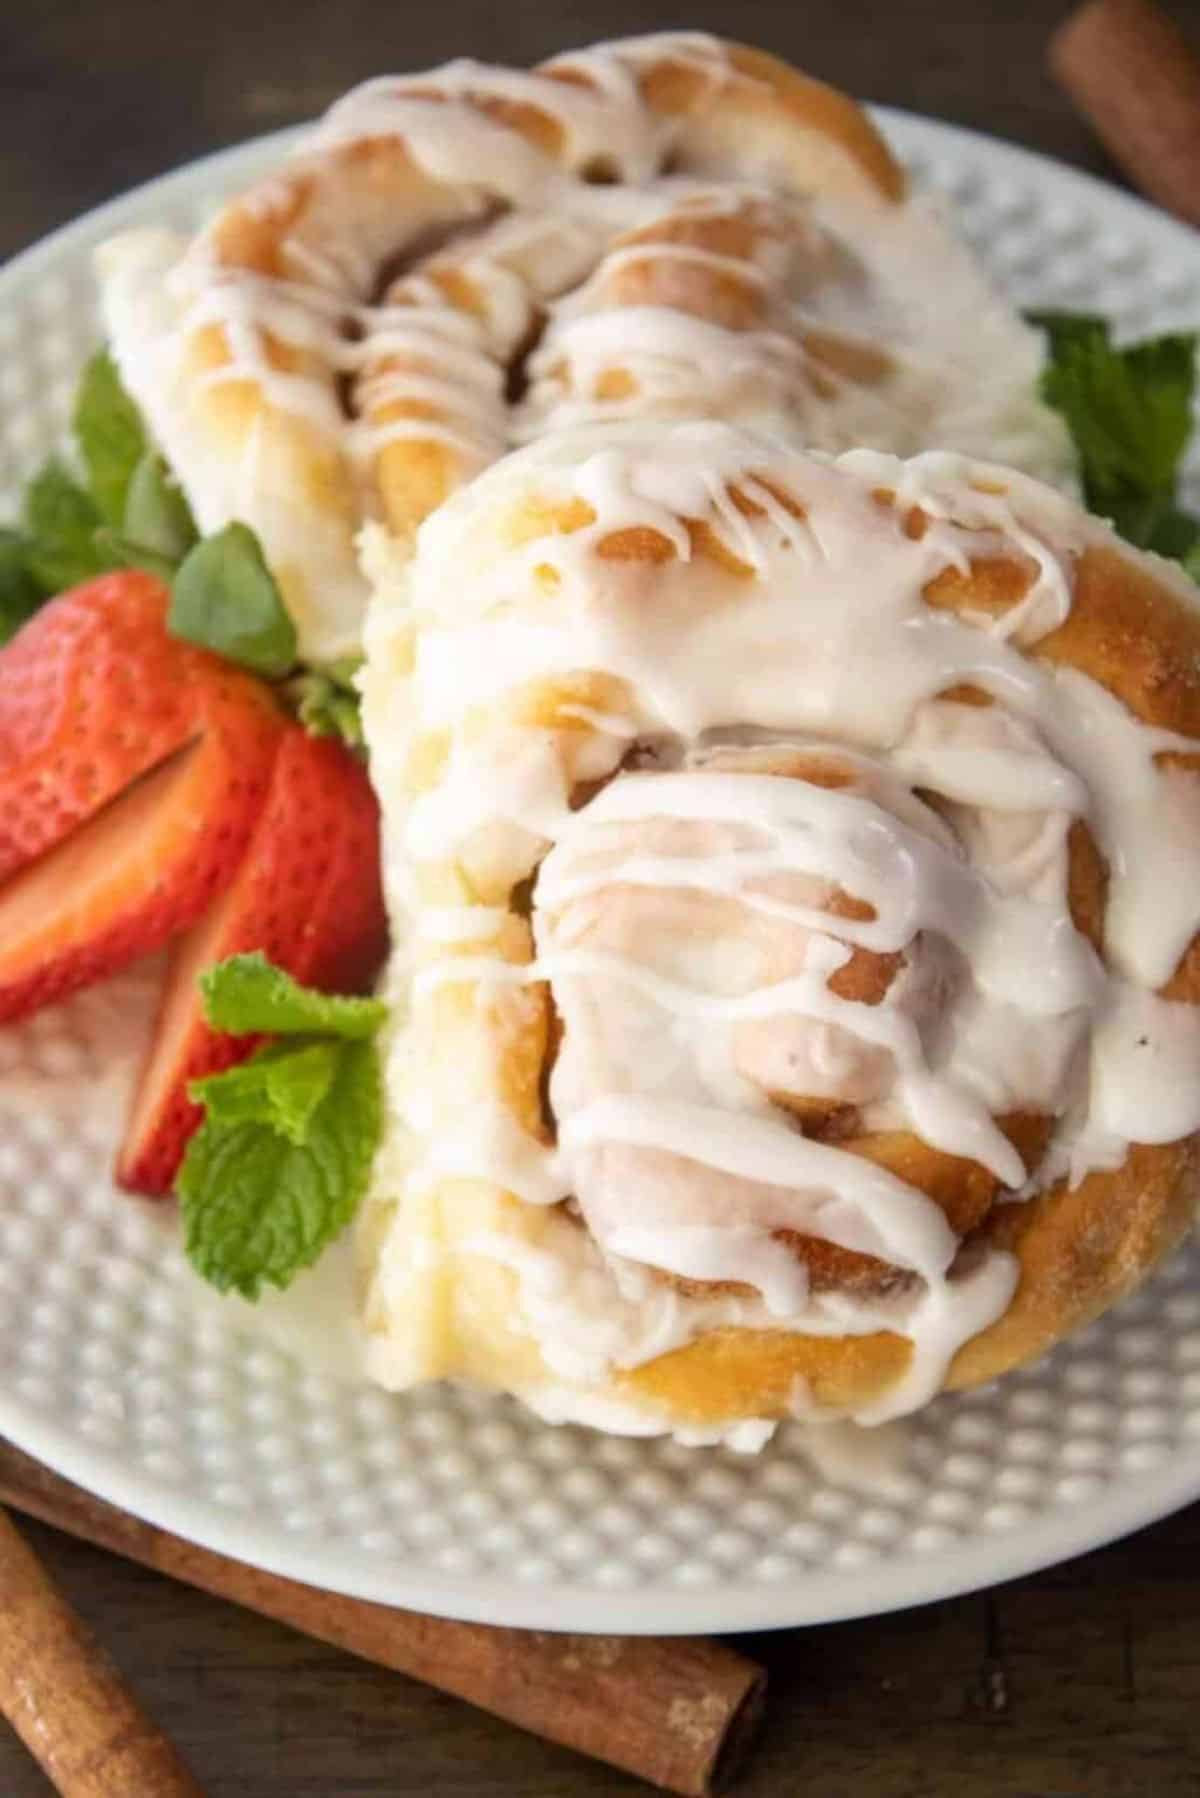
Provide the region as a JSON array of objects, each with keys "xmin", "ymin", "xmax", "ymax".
[
  {"xmin": 0, "ymin": 675, "xmax": 283, "ymax": 1024},
  {"xmin": 117, "ymin": 728, "xmax": 387, "ymax": 1196},
  {"xmin": 0, "ymin": 570, "xmax": 257, "ymax": 883}
]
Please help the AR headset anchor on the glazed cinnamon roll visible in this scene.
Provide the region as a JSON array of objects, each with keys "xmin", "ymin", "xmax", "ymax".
[
  {"xmin": 98, "ymin": 33, "xmax": 1069, "ymax": 661},
  {"xmin": 357, "ymin": 420, "xmax": 1200, "ymax": 1442}
]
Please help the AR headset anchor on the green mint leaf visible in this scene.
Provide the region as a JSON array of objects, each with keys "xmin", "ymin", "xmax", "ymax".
[
  {"xmin": 199, "ymin": 951, "xmax": 386, "ymax": 1040},
  {"xmin": 1144, "ymin": 503, "xmax": 1200, "ymax": 564},
  {"xmin": 1034, "ymin": 313, "xmax": 1197, "ymax": 534},
  {"xmin": 123, "ymin": 449, "xmax": 197, "ymax": 562},
  {"xmin": 289, "ymin": 660, "xmax": 364, "ymax": 751},
  {"xmin": 170, "ymin": 521, "xmax": 297, "ymax": 677},
  {"xmin": 1025, "ymin": 310, "xmax": 1109, "ymax": 356},
  {"xmin": 1105, "ymin": 334, "xmax": 1197, "ymax": 497},
  {"xmin": 1032, "ymin": 312, "xmax": 1200, "ymax": 577},
  {"xmin": 1102, "ymin": 490, "xmax": 1179, "ymax": 556},
  {"xmin": 325, "ymin": 657, "xmax": 366, "ymax": 686},
  {"xmin": 72, "ymin": 349, "xmax": 147, "ymax": 527},
  {"xmin": 0, "ymin": 529, "xmax": 48, "ymax": 644},
  {"xmin": 1184, "ymin": 540, "xmax": 1200, "ymax": 585},
  {"xmin": 189, "ymin": 1041, "xmax": 340, "ymax": 1147},
  {"xmin": 91, "ymin": 527, "xmax": 178, "ymax": 584},
  {"xmin": 22, "ymin": 459, "xmax": 107, "ymax": 592},
  {"xmin": 179, "ymin": 1037, "xmax": 381, "ymax": 1299}
]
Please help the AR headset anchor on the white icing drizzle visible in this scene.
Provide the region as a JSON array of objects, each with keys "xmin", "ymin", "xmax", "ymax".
[{"xmin": 362, "ymin": 422, "xmax": 1200, "ymax": 1430}]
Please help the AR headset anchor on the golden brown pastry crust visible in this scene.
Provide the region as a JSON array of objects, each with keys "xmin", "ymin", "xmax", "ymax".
[{"xmin": 193, "ymin": 37, "xmax": 904, "ymax": 544}]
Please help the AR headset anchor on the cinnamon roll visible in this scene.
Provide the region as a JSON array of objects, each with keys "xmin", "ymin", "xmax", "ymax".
[
  {"xmin": 98, "ymin": 33, "xmax": 1070, "ymax": 662},
  {"xmin": 357, "ymin": 420, "xmax": 1200, "ymax": 1441}
]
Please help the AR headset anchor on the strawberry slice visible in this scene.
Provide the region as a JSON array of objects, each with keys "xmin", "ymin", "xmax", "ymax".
[
  {"xmin": 0, "ymin": 673, "xmax": 283, "ymax": 1024},
  {"xmin": 117, "ymin": 728, "xmax": 387, "ymax": 1196},
  {"xmin": 0, "ymin": 570, "xmax": 252, "ymax": 883}
]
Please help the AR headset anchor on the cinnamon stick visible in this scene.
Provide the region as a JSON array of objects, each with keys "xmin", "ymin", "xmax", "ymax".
[
  {"xmin": 0, "ymin": 1441, "xmax": 764, "ymax": 1796},
  {"xmin": 0, "ymin": 1503, "xmax": 203, "ymax": 1797},
  {"xmin": 1051, "ymin": 0, "xmax": 1200, "ymax": 226}
]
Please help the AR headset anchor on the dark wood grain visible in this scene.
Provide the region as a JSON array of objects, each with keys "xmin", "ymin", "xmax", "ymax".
[
  {"xmin": 0, "ymin": 0, "xmax": 1155, "ymax": 263},
  {"xmin": 3, "ymin": 1, "xmax": 1200, "ymax": 1792}
]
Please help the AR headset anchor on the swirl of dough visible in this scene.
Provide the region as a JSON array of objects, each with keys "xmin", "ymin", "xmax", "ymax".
[
  {"xmin": 358, "ymin": 420, "xmax": 1200, "ymax": 1440},
  {"xmin": 97, "ymin": 34, "xmax": 1069, "ymax": 662}
]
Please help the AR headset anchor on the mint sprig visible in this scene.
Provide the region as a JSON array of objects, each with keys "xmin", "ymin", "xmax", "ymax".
[
  {"xmin": 22, "ymin": 459, "xmax": 109, "ymax": 592},
  {"xmin": 90, "ymin": 528, "xmax": 179, "ymax": 584},
  {"xmin": 181, "ymin": 1039, "xmax": 381, "ymax": 1300},
  {"xmin": 170, "ymin": 522, "xmax": 297, "ymax": 678},
  {"xmin": 1031, "ymin": 312, "xmax": 1200, "ymax": 572},
  {"xmin": 73, "ymin": 348, "xmax": 148, "ymax": 527},
  {"xmin": 124, "ymin": 449, "xmax": 197, "ymax": 561},
  {"xmin": 0, "ymin": 527, "xmax": 46, "ymax": 646},
  {"xmin": 178, "ymin": 955, "xmax": 387, "ymax": 1300},
  {"xmin": 3, "ymin": 352, "xmax": 299, "ymax": 684},
  {"xmin": 191, "ymin": 1041, "xmax": 341, "ymax": 1146},
  {"xmin": 199, "ymin": 951, "xmax": 385, "ymax": 1039}
]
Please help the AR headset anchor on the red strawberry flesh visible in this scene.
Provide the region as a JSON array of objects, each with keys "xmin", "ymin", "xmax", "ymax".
[
  {"xmin": 0, "ymin": 672, "xmax": 283, "ymax": 1025},
  {"xmin": 117, "ymin": 729, "xmax": 388, "ymax": 1196}
]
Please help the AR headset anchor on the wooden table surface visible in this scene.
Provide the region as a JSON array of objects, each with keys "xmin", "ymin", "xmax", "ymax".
[{"xmin": 3, "ymin": 1, "xmax": 1200, "ymax": 1792}]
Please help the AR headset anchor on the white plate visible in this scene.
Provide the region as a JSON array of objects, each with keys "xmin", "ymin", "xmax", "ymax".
[{"xmin": 2, "ymin": 111, "xmax": 1200, "ymax": 1636}]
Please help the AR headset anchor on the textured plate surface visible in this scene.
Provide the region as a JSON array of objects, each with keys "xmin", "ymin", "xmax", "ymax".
[{"xmin": 2, "ymin": 112, "xmax": 1200, "ymax": 1634}]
